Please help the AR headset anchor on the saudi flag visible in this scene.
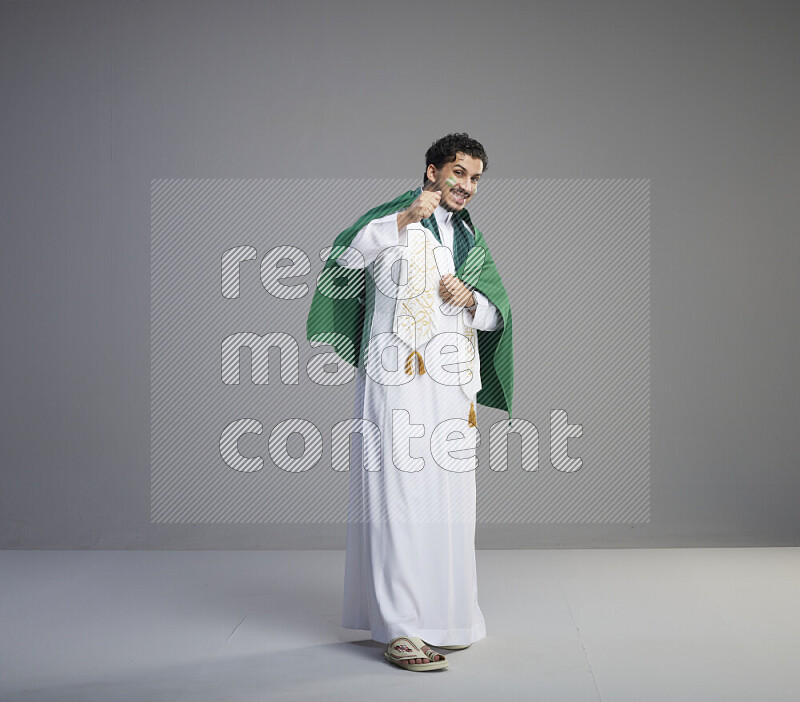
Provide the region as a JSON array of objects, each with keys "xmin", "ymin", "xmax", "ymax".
[{"xmin": 306, "ymin": 189, "xmax": 514, "ymax": 420}]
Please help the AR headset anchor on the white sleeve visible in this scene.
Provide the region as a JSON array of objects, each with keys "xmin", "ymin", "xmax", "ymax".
[
  {"xmin": 335, "ymin": 212, "xmax": 406, "ymax": 269},
  {"xmin": 462, "ymin": 289, "xmax": 504, "ymax": 331}
]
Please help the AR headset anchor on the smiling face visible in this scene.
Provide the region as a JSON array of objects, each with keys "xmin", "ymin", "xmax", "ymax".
[{"xmin": 426, "ymin": 152, "xmax": 484, "ymax": 212}]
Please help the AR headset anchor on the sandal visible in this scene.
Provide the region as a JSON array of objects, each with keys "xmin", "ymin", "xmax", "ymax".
[{"xmin": 384, "ymin": 636, "xmax": 449, "ymax": 671}]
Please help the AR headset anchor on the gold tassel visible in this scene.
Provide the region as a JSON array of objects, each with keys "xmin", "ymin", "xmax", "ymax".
[
  {"xmin": 468, "ymin": 401, "xmax": 477, "ymax": 428},
  {"xmin": 405, "ymin": 351, "xmax": 425, "ymax": 375}
]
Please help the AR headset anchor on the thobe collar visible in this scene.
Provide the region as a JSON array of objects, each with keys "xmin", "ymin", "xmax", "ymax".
[{"xmin": 434, "ymin": 205, "xmax": 454, "ymax": 229}]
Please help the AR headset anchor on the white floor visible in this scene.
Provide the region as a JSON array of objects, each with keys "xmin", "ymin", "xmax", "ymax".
[{"xmin": 1, "ymin": 548, "xmax": 798, "ymax": 701}]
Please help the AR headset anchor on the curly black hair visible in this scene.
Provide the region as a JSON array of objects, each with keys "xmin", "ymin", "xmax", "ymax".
[{"xmin": 422, "ymin": 133, "xmax": 488, "ymax": 185}]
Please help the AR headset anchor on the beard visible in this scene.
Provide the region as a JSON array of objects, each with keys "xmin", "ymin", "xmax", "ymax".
[
  {"xmin": 433, "ymin": 179, "xmax": 470, "ymax": 212},
  {"xmin": 440, "ymin": 188, "xmax": 470, "ymax": 212},
  {"xmin": 440, "ymin": 196, "xmax": 457, "ymax": 213}
]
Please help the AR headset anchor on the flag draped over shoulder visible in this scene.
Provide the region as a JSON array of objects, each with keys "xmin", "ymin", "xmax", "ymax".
[{"xmin": 305, "ymin": 189, "xmax": 514, "ymax": 420}]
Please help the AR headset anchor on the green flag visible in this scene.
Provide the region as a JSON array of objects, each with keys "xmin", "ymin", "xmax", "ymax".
[{"xmin": 306, "ymin": 188, "xmax": 514, "ymax": 420}]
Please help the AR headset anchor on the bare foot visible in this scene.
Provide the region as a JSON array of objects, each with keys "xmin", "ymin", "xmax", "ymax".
[{"xmin": 397, "ymin": 643, "xmax": 444, "ymax": 666}]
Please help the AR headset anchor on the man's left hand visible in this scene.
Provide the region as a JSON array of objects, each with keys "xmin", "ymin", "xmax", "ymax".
[{"xmin": 439, "ymin": 274, "xmax": 476, "ymax": 309}]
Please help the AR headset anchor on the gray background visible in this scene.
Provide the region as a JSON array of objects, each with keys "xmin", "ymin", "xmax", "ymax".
[{"xmin": 1, "ymin": 0, "xmax": 798, "ymax": 549}]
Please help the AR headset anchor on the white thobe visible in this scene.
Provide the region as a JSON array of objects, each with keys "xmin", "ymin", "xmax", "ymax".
[{"xmin": 339, "ymin": 205, "xmax": 503, "ymax": 645}]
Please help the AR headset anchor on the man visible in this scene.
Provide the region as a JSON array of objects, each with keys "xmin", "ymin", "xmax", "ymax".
[{"xmin": 306, "ymin": 133, "xmax": 513, "ymax": 671}]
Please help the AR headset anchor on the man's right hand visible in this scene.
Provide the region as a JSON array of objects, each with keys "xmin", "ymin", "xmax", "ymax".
[{"xmin": 397, "ymin": 190, "xmax": 441, "ymax": 231}]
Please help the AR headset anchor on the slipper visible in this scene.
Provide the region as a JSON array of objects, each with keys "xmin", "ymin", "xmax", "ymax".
[{"xmin": 384, "ymin": 636, "xmax": 449, "ymax": 671}]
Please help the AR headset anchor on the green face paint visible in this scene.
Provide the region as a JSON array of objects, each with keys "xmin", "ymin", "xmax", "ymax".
[{"xmin": 445, "ymin": 177, "xmax": 457, "ymax": 187}]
